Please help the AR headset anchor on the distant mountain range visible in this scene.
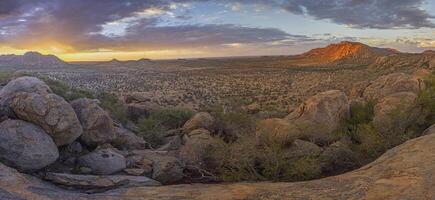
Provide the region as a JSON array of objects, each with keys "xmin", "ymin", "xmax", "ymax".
[
  {"xmin": 0, "ymin": 42, "xmax": 432, "ymax": 69},
  {"xmin": 0, "ymin": 52, "xmax": 66, "ymax": 66}
]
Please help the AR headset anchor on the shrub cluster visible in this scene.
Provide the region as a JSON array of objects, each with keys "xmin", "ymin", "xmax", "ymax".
[{"xmin": 136, "ymin": 108, "xmax": 193, "ymax": 148}]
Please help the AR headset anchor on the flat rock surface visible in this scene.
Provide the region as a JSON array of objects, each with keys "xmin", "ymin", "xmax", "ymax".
[{"xmin": 2, "ymin": 133, "xmax": 435, "ymax": 199}]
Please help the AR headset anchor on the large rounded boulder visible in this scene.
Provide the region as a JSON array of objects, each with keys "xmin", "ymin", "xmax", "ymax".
[
  {"xmin": 112, "ymin": 126, "xmax": 146, "ymax": 150},
  {"xmin": 363, "ymin": 73, "xmax": 425, "ymax": 101},
  {"xmin": 372, "ymin": 92, "xmax": 420, "ymax": 135},
  {"xmin": 179, "ymin": 128, "xmax": 217, "ymax": 167},
  {"xmin": 0, "ymin": 120, "xmax": 59, "ymax": 171},
  {"xmin": 182, "ymin": 112, "xmax": 214, "ymax": 134},
  {"xmin": 10, "ymin": 92, "xmax": 83, "ymax": 146},
  {"xmin": 70, "ymin": 98, "xmax": 117, "ymax": 147},
  {"xmin": 285, "ymin": 90, "xmax": 350, "ymax": 144},
  {"xmin": 0, "ymin": 76, "xmax": 52, "ymax": 117},
  {"xmin": 77, "ymin": 147, "xmax": 126, "ymax": 175}
]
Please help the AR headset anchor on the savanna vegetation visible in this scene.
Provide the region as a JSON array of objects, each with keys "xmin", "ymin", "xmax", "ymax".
[{"xmin": 4, "ymin": 72, "xmax": 435, "ymax": 184}]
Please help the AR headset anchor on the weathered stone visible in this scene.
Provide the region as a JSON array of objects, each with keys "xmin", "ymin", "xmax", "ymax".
[
  {"xmin": 363, "ymin": 73, "xmax": 425, "ymax": 101},
  {"xmin": 256, "ymin": 118, "xmax": 300, "ymax": 145},
  {"xmin": 0, "ymin": 120, "xmax": 58, "ymax": 171},
  {"xmin": 71, "ymin": 98, "xmax": 117, "ymax": 147},
  {"xmin": 77, "ymin": 147, "xmax": 126, "ymax": 175},
  {"xmin": 10, "ymin": 92, "xmax": 83, "ymax": 146},
  {"xmin": 372, "ymin": 92, "xmax": 420, "ymax": 135},
  {"xmin": 128, "ymin": 150, "xmax": 184, "ymax": 184},
  {"xmin": 319, "ymin": 141, "xmax": 357, "ymax": 174},
  {"xmin": 4, "ymin": 133, "xmax": 435, "ymax": 199},
  {"xmin": 0, "ymin": 76, "xmax": 53, "ymax": 121},
  {"xmin": 283, "ymin": 139, "xmax": 322, "ymax": 160},
  {"xmin": 285, "ymin": 90, "xmax": 349, "ymax": 145},
  {"xmin": 44, "ymin": 173, "xmax": 161, "ymax": 190},
  {"xmin": 123, "ymin": 168, "xmax": 146, "ymax": 176},
  {"xmin": 179, "ymin": 129, "xmax": 216, "ymax": 167},
  {"xmin": 182, "ymin": 112, "xmax": 214, "ymax": 134},
  {"xmin": 112, "ymin": 126, "xmax": 146, "ymax": 150},
  {"xmin": 158, "ymin": 135, "xmax": 182, "ymax": 151}
]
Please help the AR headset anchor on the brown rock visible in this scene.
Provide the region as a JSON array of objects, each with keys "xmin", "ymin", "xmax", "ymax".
[
  {"xmin": 285, "ymin": 90, "xmax": 349, "ymax": 144},
  {"xmin": 179, "ymin": 129, "xmax": 216, "ymax": 167},
  {"xmin": 372, "ymin": 92, "xmax": 420, "ymax": 135},
  {"xmin": 4, "ymin": 134, "xmax": 435, "ymax": 199},
  {"xmin": 182, "ymin": 112, "xmax": 214, "ymax": 134},
  {"xmin": 363, "ymin": 73, "xmax": 425, "ymax": 101},
  {"xmin": 71, "ymin": 98, "xmax": 117, "ymax": 147},
  {"xmin": 256, "ymin": 118, "xmax": 300, "ymax": 145},
  {"xmin": 10, "ymin": 92, "xmax": 83, "ymax": 146}
]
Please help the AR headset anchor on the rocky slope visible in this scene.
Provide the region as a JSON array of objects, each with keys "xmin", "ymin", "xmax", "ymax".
[
  {"xmin": 0, "ymin": 72, "xmax": 434, "ymax": 200},
  {"xmin": 300, "ymin": 41, "xmax": 399, "ymax": 65},
  {"xmin": 2, "ymin": 129, "xmax": 435, "ymax": 200}
]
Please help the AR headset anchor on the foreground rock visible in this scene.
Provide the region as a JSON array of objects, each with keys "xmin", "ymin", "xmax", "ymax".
[
  {"xmin": 44, "ymin": 173, "xmax": 161, "ymax": 192},
  {"xmin": 0, "ymin": 120, "xmax": 59, "ymax": 171},
  {"xmin": 286, "ymin": 90, "xmax": 349, "ymax": 144},
  {"xmin": 256, "ymin": 118, "xmax": 299, "ymax": 145},
  {"xmin": 11, "ymin": 92, "xmax": 83, "ymax": 146},
  {"xmin": 3, "ymin": 130, "xmax": 435, "ymax": 199},
  {"xmin": 112, "ymin": 126, "xmax": 146, "ymax": 150},
  {"xmin": 128, "ymin": 150, "xmax": 184, "ymax": 184},
  {"xmin": 180, "ymin": 128, "xmax": 216, "ymax": 167},
  {"xmin": 71, "ymin": 98, "xmax": 117, "ymax": 146},
  {"xmin": 182, "ymin": 112, "xmax": 214, "ymax": 134},
  {"xmin": 372, "ymin": 92, "xmax": 420, "ymax": 135},
  {"xmin": 77, "ymin": 147, "xmax": 126, "ymax": 175},
  {"xmin": 362, "ymin": 73, "xmax": 425, "ymax": 101}
]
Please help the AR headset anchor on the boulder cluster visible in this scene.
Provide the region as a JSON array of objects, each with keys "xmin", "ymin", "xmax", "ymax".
[
  {"xmin": 255, "ymin": 69, "xmax": 430, "ymax": 174},
  {"xmin": 0, "ymin": 76, "xmax": 211, "ymax": 192},
  {"xmin": 0, "ymin": 70, "xmax": 431, "ymax": 193}
]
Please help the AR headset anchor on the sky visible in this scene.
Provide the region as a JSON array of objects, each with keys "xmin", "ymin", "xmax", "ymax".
[{"xmin": 0, "ymin": 0, "xmax": 434, "ymax": 61}]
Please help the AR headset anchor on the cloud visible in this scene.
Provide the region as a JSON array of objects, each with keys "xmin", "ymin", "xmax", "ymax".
[
  {"xmin": 0, "ymin": 0, "xmax": 433, "ymax": 56},
  {"xmin": 0, "ymin": 0, "xmax": 312, "ymax": 52},
  {"xmin": 233, "ymin": 0, "xmax": 435, "ymax": 29}
]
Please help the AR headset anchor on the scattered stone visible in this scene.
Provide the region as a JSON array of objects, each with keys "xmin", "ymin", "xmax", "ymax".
[
  {"xmin": 71, "ymin": 98, "xmax": 117, "ymax": 147},
  {"xmin": 256, "ymin": 118, "xmax": 300, "ymax": 145},
  {"xmin": 182, "ymin": 112, "xmax": 214, "ymax": 134},
  {"xmin": 283, "ymin": 139, "xmax": 322, "ymax": 160},
  {"xmin": 10, "ymin": 92, "xmax": 83, "ymax": 146},
  {"xmin": 124, "ymin": 168, "xmax": 146, "ymax": 176},
  {"xmin": 363, "ymin": 73, "xmax": 425, "ymax": 101},
  {"xmin": 319, "ymin": 141, "xmax": 357, "ymax": 174},
  {"xmin": 128, "ymin": 150, "xmax": 184, "ymax": 184},
  {"xmin": 77, "ymin": 147, "xmax": 126, "ymax": 175},
  {"xmin": 158, "ymin": 135, "xmax": 182, "ymax": 151},
  {"xmin": 180, "ymin": 129, "xmax": 216, "ymax": 167},
  {"xmin": 44, "ymin": 172, "xmax": 161, "ymax": 191},
  {"xmin": 112, "ymin": 126, "xmax": 146, "ymax": 150},
  {"xmin": 0, "ymin": 120, "xmax": 59, "ymax": 171}
]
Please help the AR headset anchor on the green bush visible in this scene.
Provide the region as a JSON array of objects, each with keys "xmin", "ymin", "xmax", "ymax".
[
  {"xmin": 43, "ymin": 78, "xmax": 94, "ymax": 101},
  {"xmin": 136, "ymin": 108, "xmax": 194, "ymax": 148},
  {"xmin": 206, "ymin": 132, "xmax": 322, "ymax": 182},
  {"xmin": 0, "ymin": 70, "xmax": 12, "ymax": 84},
  {"xmin": 149, "ymin": 108, "xmax": 194, "ymax": 129},
  {"xmin": 136, "ymin": 117, "xmax": 165, "ymax": 148},
  {"xmin": 97, "ymin": 92, "xmax": 128, "ymax": 124}
]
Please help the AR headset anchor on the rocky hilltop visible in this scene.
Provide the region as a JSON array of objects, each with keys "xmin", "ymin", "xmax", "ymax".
[
  {"xmin": 300, "ymin": 41, "xmax": 399, "ymax": 64},
  {"xmin": 0, "ymin": 52, "xmax": 66, "ymax": 66}
]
